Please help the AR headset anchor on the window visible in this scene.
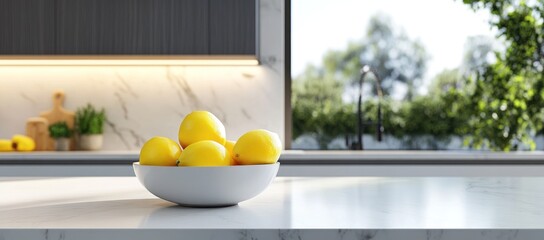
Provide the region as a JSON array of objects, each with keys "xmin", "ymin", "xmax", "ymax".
[{"xmin": 289, "ymin": 0, "xmax": 544, "ymax": 151}]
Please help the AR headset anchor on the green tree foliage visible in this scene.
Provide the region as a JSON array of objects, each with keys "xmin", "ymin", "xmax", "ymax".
[
  {"xmin": 461, "ymin": 35, "xmax": 495, "ymax": 77},
  {"xmin": 291, "ymin": 15, "xmax": 466, "ymax": 150},
  {"xmin": 292, "ymin": 68, "xmax": 471, "ymax": 149},
  {"xmin": 428, "ymin": 69, "xmax": 462, "ymax": 97},
  {"xmin": 455, "ymin": 0, "xmax": 544, "ymax": 151},
  {"xmin": 320, "ymin": 14, "xmax": 428, "ymax": 100},
  {"xmin": 292, "ymin": 2, "xmax": 544, "ymax": 151},
  {"xmin": 292, "ymin": 14, "xmax": 430, "ymax": 149},
  {"xmin": 292, "ymin": 65, "xmax": 355, "ymax": 149}
]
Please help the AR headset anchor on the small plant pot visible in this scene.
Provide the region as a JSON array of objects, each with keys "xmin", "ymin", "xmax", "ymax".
[
  {"xmin": 55, "ymin": 138, "xmax": 70, "ymax": 151},
  {"xmin": 79, "ymin": 134, "xmax": 103, "ymax": 150}
]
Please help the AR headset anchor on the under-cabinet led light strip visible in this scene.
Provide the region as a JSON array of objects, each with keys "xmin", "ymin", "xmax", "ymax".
[{"xmin": 0, "ymin": 56, "xmax": 259, "ymax": 66}]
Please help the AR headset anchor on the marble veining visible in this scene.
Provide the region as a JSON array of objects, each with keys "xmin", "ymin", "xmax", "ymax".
[
  {"xmin": 113, "ymin": 92, "xmax": 129, "ymax": 120},
  {"xmin": 104, "ymin": 120, "xmax": 131, "ymax": 149},
  {"xmin": 165, "ymin": 66, "xmax": 202, "ymax": 110},
  {"xmin": 19, "ymin": 92, "xmax": 37, "ymax": 106},
  {"xmin": 0, "ymin": 229, "xmax": 543, "ymax": 240},
  {"xmin": 426, "ymin": 230, "xmax": 445, "ymax": 240},
  {"xmin": 0, "ymin": 0, "xmax": 285, "ymax": 150},
  {"xmin": 114, "ymin": 73, "xmax": 139, "ymax": 99}
]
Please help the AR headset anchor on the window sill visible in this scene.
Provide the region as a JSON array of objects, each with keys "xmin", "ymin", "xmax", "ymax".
[
  {"xmin": 282, "ymin": 150, "xmax": 544, "ymax": 164},
  {"xmin": 1, "ymin": 151, "xmax": 544, "ymax": 177},
  {"xmin": 0, "ymin": 150, "xmax": 543, "ymax": 164}
]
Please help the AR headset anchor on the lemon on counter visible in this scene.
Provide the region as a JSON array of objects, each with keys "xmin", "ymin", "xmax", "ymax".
[
  {"xmin": 11, "ymin": 135, "xmax": 35, "ymax": 152},
  {"xmin": 178, "ymin": 140, "xmax": 230, "ymax": 167},
  {"xmin": 178, "ymin": 111, "xmax": 226, "ymax": 148},
  {"xmin": 224, "ymin": 140, "xmax": 236, "ymax": 165},
  {"xmin": 139, "ymin": 137, "xmax": 182, "ymax": 166},
  {"xmin": 0, "ymin": 139, "xmax": 13, "ymax": 152},
  {"xmin": 233, "ymin": 129, "xmax": 282, "ymax": 165}
]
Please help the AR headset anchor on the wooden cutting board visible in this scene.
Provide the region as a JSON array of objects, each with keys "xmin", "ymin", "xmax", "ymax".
[
  {"xmin": 40, "ymin": 91, "xmax": 75, "ymax": 151},
  {"xmin": 25, "ymin": 117, "xmax": 49, "ymax": 151}
]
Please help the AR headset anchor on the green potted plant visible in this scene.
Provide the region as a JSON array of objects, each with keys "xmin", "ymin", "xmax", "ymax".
[
  {"xmin": 48, "ymin": 121, "xmax": 72, "ymax": 151},
  {"xmin": 75, "ymin": 103, "xmax": 106, "ymax": 150}
]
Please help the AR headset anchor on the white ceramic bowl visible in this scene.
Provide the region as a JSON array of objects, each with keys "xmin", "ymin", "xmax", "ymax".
[{"xmin": 133, "ymin": 162, "xmax": 279, "ymax": 207}]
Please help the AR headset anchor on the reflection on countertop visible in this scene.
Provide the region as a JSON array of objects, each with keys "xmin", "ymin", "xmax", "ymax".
[
  {"xmin": 2, "ymin": 176, "xmax": 544, "ymax": 229},
  {"xmin": 2, "ymin": 177, "xmax": 544, "ymax": 239}
]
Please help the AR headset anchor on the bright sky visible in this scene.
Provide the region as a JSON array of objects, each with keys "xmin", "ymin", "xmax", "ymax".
[{"xmin": 291, "ymin": 0, "xmax": 498, "ymax": 95}]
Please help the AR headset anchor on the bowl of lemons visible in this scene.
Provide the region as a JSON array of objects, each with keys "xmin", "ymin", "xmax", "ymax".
[{"xmin": 133, "ymin": 111, "xmax": 281, "ymax": 207}]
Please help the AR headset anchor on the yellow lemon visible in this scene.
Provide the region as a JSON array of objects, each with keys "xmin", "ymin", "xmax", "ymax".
[
  {"xmin": 139, "ymin": 137, "xmax": 182, "ymax": 166},
  {"xmin": 0, "ymin": 139, "xmax": 13, "ymax": 152},
  {"xmin": 233, "ymin": 129, "xmax": 282, "ymax": 165},
  {"xmin": 224, "ymin": 140, "xmax": 236, "ymax": 165},
  {"xmin": 12, "ymin": 135, "xmax": 35, "ymax": 152},
  {"xmin": 178, "ymin": 140, "xmax": 230, "ymax": 167},
  {"xmin": 178, "ymin": 111, "xmax": 226, "ymax": 148}
]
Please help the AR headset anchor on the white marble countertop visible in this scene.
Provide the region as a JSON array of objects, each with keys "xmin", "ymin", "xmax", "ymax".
[{"xmin": 1, "ymin": 176, "xmax": 544, "ymax": 229}]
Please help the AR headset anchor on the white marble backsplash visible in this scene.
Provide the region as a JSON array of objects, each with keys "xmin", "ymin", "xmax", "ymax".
[{"xmin": 0, "ymin": 0, "xmax": 285, "ymax": 150}]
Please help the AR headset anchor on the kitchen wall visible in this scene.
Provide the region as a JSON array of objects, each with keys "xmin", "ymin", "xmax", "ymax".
[{"xmin": 0, "ymin": 0, "xmax": 285, "ymax": 150}]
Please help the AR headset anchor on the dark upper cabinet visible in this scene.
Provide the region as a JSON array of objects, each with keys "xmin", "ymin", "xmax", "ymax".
[
  {"xmin": 56, "ymin": 0, "xmax": 209, "ymax": 54},
  {"xmin": 0, "ymin": 0, "xmax": 55, "ymax": 54},
  {"xmin": 209, "ymin": 0, "xmax": 257, "ymax": 55},
  {"xmin": 0, "ymin": 0, "xmax": 257, "ymax": 56}
]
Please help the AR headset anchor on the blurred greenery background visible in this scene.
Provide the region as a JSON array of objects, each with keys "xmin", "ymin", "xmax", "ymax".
[{"xmin": 291, "ymin": 0, "xmax": 544, "ymax": 151}]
